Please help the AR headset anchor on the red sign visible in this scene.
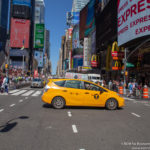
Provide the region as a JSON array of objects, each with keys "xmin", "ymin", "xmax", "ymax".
[
  {"xmin": 111, "ymin": 51, "xmax": 124, "ymax": 60},
  {"xmin": 91, "ymin": 55, "xmax": 99, "ymax": 68},
  {"xmin": 34, "ymin": 70, "xmax": 38, "ymax": 78},
  {"xmin": 68, "ymin": 28, "xmax": 73, "ymax": 39},
  {"xmin": 10, "ymin": 18, "xmax": 30, "ymax": 48}
]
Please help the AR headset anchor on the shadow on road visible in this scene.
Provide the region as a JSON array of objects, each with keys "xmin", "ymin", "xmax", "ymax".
[
  {"xmin": 43, "ymin": 103, "xmax": 52, "ymax": 108},
  {"xmin": 0, "ymin": 116, "xmax": 29, "ymax": 133}
]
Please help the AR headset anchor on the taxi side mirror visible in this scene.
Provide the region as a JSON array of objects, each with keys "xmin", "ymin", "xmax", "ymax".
[{"xmin": 100, "ymin": 91, "xmax": 103, "ymax": 94}]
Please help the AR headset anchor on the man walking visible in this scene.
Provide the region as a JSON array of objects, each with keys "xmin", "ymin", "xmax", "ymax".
[{"xmin": 2, "ymin": 75, "xmax": 9, "ymax": 94}]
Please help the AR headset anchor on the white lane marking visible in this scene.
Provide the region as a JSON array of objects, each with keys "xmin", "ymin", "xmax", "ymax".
[
  {"xmin": 31, "ymin": 91, "xmax": 42, "ymax": 97},
  {"xmin": 21, "ymin": 90, "xmax": 35, "ymax": 96},
  {"xmin": 72, "ymin": 125, "xmax": 78, "ymax": 133},
  {"xmin": 131, "ymin": 113, "xmax": 141, "ymax": 118},
  {"xmin": 19, "ymin": 99, "xmax": 23, "ymax": 103},
  {"xmin": 68, "ymin": 111, "xmax": 72, "ymax": 117},
  {"xmin": 10, "ymin": 104, "xmax": 15, "ymax": 107},
  {"xmin": 145, "ymin": 104, "xmax": 150, "ymax": 107},
  {"xmin": 0, "ymin": 93, "xmax": 8, "ymax": 95},
  {"xmin": 124, "ymin": 97, "xmax": 135, "ymax": 101},
  {"xmin": 80, "ymin": 149, "xmax": 85, "ymax": 150},
  {"xmin": 9, "ymin": 89, "xmax": 20, "ymax": 94},
  {"xmin": 0, "ymin": 109, "xmax": 4, "ymax": 112},
  {"xmin": 11, "ymin": 90, "xmax": 27, "ymax": 96}
]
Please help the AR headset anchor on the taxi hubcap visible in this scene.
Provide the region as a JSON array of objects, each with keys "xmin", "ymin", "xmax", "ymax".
[
  {"xmin": 54, "ymin": 98, "xmax": 63, "ymax": 107},
  {"xmin": 109, "ymin": 100, "xmax": 116, "ymax": 108}
]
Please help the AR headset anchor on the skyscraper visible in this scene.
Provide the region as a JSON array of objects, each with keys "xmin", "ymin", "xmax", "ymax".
[
  {"xmin": 0, "ymin": 0, "xmax": 9, "ymax": 67},
  {"xmin": 72, "ymin": 0, "xmax": 90, "ymax": 12}
]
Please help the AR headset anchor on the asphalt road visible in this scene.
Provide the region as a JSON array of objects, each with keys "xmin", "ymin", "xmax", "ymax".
[{"xmin": 0, "ymin": 87, "xmax": 150, "ymax": 150}]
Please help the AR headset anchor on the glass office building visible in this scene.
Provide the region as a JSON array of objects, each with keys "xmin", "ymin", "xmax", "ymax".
[{"xmin": 72, "ymin": 0, "xmax": 90, "ymax": 12}]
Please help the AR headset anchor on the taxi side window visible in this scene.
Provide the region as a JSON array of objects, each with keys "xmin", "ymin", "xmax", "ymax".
[
  {"xmin": 65, "ymin": 80, "xmax": 82, "ymax": 89},
  {"xmin": 54, "ymin": 81, "xmax": 66, "ymax": 87},
  {"xmin": 84, "ymin": 82, "xmax": 101, "ymax": 91}
]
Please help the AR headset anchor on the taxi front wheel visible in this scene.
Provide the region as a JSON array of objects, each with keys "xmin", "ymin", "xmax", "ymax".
[
  {"xmin": 106, "ymin": 98, "xmax": 118, "ymax": 110},
  {"xmin": 52, "ymin": 96, "xmax": 65, "ymax": 109}
]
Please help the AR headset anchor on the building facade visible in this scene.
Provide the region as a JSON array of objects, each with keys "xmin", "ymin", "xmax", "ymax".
[
  {"xmin": 33, "ymin": 0, "xmax": 45, "ymax": 73},
  {"xmin": 72, "ymin": 0, "xmax": 90, "ymax": 12},
  {"xmin": 0, "ymin": 0, "xmax": 9, "ymax": 68}
]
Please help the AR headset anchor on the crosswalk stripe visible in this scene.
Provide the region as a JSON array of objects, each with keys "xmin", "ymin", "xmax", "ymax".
[
  {"xmin": 9, "ymin": 89, "xmax": 20, "ymax": 94},
  {"xmin": 31, "ymin": 91, "xmax": 42, "ymax": 97},
  {"xmin": 21, "ymin": 90, "xmax": 35, "ymax": 96},
  {"xmin": 11, "ymin": 90, "xmax": 27, "ymax": 96}
]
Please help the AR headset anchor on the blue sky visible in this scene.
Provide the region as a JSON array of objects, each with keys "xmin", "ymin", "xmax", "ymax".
[{"xmin": 45, "ymin": 0, "xmax": 73, "ymax": 75}]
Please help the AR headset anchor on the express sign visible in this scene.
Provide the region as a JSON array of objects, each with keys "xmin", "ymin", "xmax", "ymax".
[{"xmin": 118, "ymin": 0, "xmax": 150, "ymax": 46}]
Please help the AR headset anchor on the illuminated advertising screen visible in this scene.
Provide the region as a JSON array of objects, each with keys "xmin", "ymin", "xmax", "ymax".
[
  {"xmin": 34, "ymin": 24, "xmax": 45, "ymax": 48},
  {"xmin": 72, "ymin": 12, "xmax": 80, "ymax": 25},
  {"xmin": 118, "ymin": 0, "xmax": 150, "ymax": 46},
  {"xmin": 79, "ymin": 5, "xmax": 88, "ymax": 40},
  {"xmin": 34, "ymin": 51, "xmax": 43, "ymax": 67},
  {"xmin": 10, "ymin": 18, "xmax": 30, "ymax": 48},
  {"xmin": 13, "ymin": 0, "xmax": 31, "ymax": 7},
  {"xmin": 73, "ymin": 57, "xmax": 83, "ymax": 69},
  {"xmin": 85, "ymin": 0, "xmax": 96, "ymax": 36}
]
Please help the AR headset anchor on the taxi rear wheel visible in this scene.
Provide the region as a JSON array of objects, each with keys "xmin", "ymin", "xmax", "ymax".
[
  {"xmin": 52, "ymin": 96, "xmax": 65, "ymax": 109},
  {"xmin": 106, "ymin": 98, "xmax": 118, "ymax": 110}
]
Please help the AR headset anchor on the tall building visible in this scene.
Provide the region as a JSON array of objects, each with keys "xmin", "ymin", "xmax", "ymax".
[
  {"xmin": 34, "ymin": 0, "xmax": 45, "ymax": 24},
  {"xmin": 0, "ymin": 0, "xmax": 9, "ymax": 67},
  {"xmin": 33, "ymin": 0, "xmax": 45, "ymax": 72},
  {"xmin": 72, "ymin": 0, "xmax": 90, "ymax": 12},
  {"xmin": 9, "ymin": 0, "xmax": 33, "ymax": 75}
]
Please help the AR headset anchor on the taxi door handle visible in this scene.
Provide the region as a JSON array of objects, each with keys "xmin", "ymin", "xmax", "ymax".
[
  {"xmin": 85, "ymin": 92, "xmax": 89, "ymax": 94},
  {"xmin": 62, "ymin": 90, "xmax": 67, "ymax": 92}
]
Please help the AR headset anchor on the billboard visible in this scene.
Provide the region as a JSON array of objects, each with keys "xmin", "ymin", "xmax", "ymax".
[
  {"xmin": 72, "ymin": 24, "xmax": 83, "ymax": 57},
  {"xmin": 84, "ymin": 37, "xmax": 90, "ymax": 66},
  {"xmin": 118, "ymin": 0, "xmax": 150, "ymax": 46},
  {"xmin": 34, "ymin": 51, "xmax": 43, "ymax": 67},
  {"xmin": 10, "ymin": 18, "xmax": 30, "ymax": 48},
  {"xmin": 72, "ymin": 12, "xmax": 80, "ymax": 25},
  {"xmin": 13, "ymin": 0, "xmax": 31, "ymax": 7},
  {"xmin": 73, "ymin": 57, "xmax": 83, "ymax": 68},
  {"xmin": 34, "ymin": 24, "xmax": 45, "ymax": 48},
  {"xmin": 85, "ymin": 0, "xmax": 96, "ymax": 36},
  {"xmin": 79, "ymin": 4, "xmax": 88, "ymax": 40},
  {"xmin": 12, "ymin": 5, "xmax": 30, "ymax": 19}
]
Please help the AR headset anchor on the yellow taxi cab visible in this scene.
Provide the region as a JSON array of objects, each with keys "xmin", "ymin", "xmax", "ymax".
[{"xmin": 42, "ymin": 79, "xmax": 125, "ymax": 110}]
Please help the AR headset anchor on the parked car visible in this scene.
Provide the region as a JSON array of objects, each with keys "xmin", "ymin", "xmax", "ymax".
[
  {"xmin": 42, "ymin": 79, "xmax": 125, "ymax": 110},
  {"xmin": 31, "ymin": 78, "xmax": 44, "ymax": 88}
]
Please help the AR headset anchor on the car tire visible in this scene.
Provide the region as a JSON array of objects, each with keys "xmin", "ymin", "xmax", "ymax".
[
  {"xmin": 106, "ymin": 98, "xmax": 118, "ymax": 110},
  {"xmin": 52, "ymin": 96, "xmax": 65, "ymax": 109}
]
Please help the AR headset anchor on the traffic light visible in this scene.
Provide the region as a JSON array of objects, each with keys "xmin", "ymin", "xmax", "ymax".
[{"xmin": 5, "ymin": 64, "xmax": 8, "ymax": 69}]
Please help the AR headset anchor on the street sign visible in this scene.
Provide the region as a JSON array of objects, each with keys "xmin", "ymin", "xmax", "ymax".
[{"xmin": 126, "ymin": 62, "xmax": 135, "ymax": 67}]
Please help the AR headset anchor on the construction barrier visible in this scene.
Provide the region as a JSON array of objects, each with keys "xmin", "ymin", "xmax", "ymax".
[
  {"xmin": 119, "ymin": 86, "xmax": 123, "ymax": 95},
  {"xmin": 142, "ymin": 86, "xmax": 149, "ymax": 99}
]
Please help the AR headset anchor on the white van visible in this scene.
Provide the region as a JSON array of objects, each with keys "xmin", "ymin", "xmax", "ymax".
[{"xmin": 88, "ymin": 74, "xmax": 101, "ymax": 83}]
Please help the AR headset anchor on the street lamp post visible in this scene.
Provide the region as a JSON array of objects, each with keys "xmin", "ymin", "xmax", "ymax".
[
  {"xmin": 22, "ymin": 55, "xmax": 24, "ymax": 75},
  {"xmin": 123, "ymin": 48, "xmax": 127, "ymax": 95}
]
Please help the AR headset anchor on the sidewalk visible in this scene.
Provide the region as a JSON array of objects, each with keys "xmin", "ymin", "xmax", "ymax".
[
  {"xmin": 9, "ymin": 81, "xmax": 31, "ymax": 90},
  {"xmin": 120, "ymin": 89, "xmax": 150, "ymax": 101}
]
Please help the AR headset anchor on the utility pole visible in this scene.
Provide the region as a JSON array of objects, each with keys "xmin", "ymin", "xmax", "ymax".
[
  {"xmin": 123, "ymin": 48, "xmax": 127, "ymax": 95},
  {"xmin": 22, "ymin": 55, "xmax": 24, "ymax": 75}
]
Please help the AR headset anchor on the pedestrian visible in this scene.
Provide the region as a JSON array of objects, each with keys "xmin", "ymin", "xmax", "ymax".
[
  {"xmin": 127, "ymin": 82, "xmax": 133, "ymax": 97},
  {"xmin": 108, "ymin": 80, "xmax": 112, "ymax": 90},
  {"xmin": 0, "ymin": 74, "xmax": 4, "ymax": 93},
  {"xmin": 2, "ymin": 75, "xmax": 9, "ymax": 94},
  {"xmin": 137, "ymin": 83, "xmax": 142, "ymax": 98},
  {"xmin": 112, "ymin": 80, "xmax": 117, "ymax": 92}
]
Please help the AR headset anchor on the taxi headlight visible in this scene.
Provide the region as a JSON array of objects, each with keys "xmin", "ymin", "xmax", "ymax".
[{"xmin": 44, "ymin": 85, "xmax": 50, "ymax": 92}]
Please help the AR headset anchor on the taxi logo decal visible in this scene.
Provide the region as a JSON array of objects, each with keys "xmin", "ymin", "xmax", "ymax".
[{"xmin": 94, "ymin": 94, "xmax": 99, "ymax": 100}]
